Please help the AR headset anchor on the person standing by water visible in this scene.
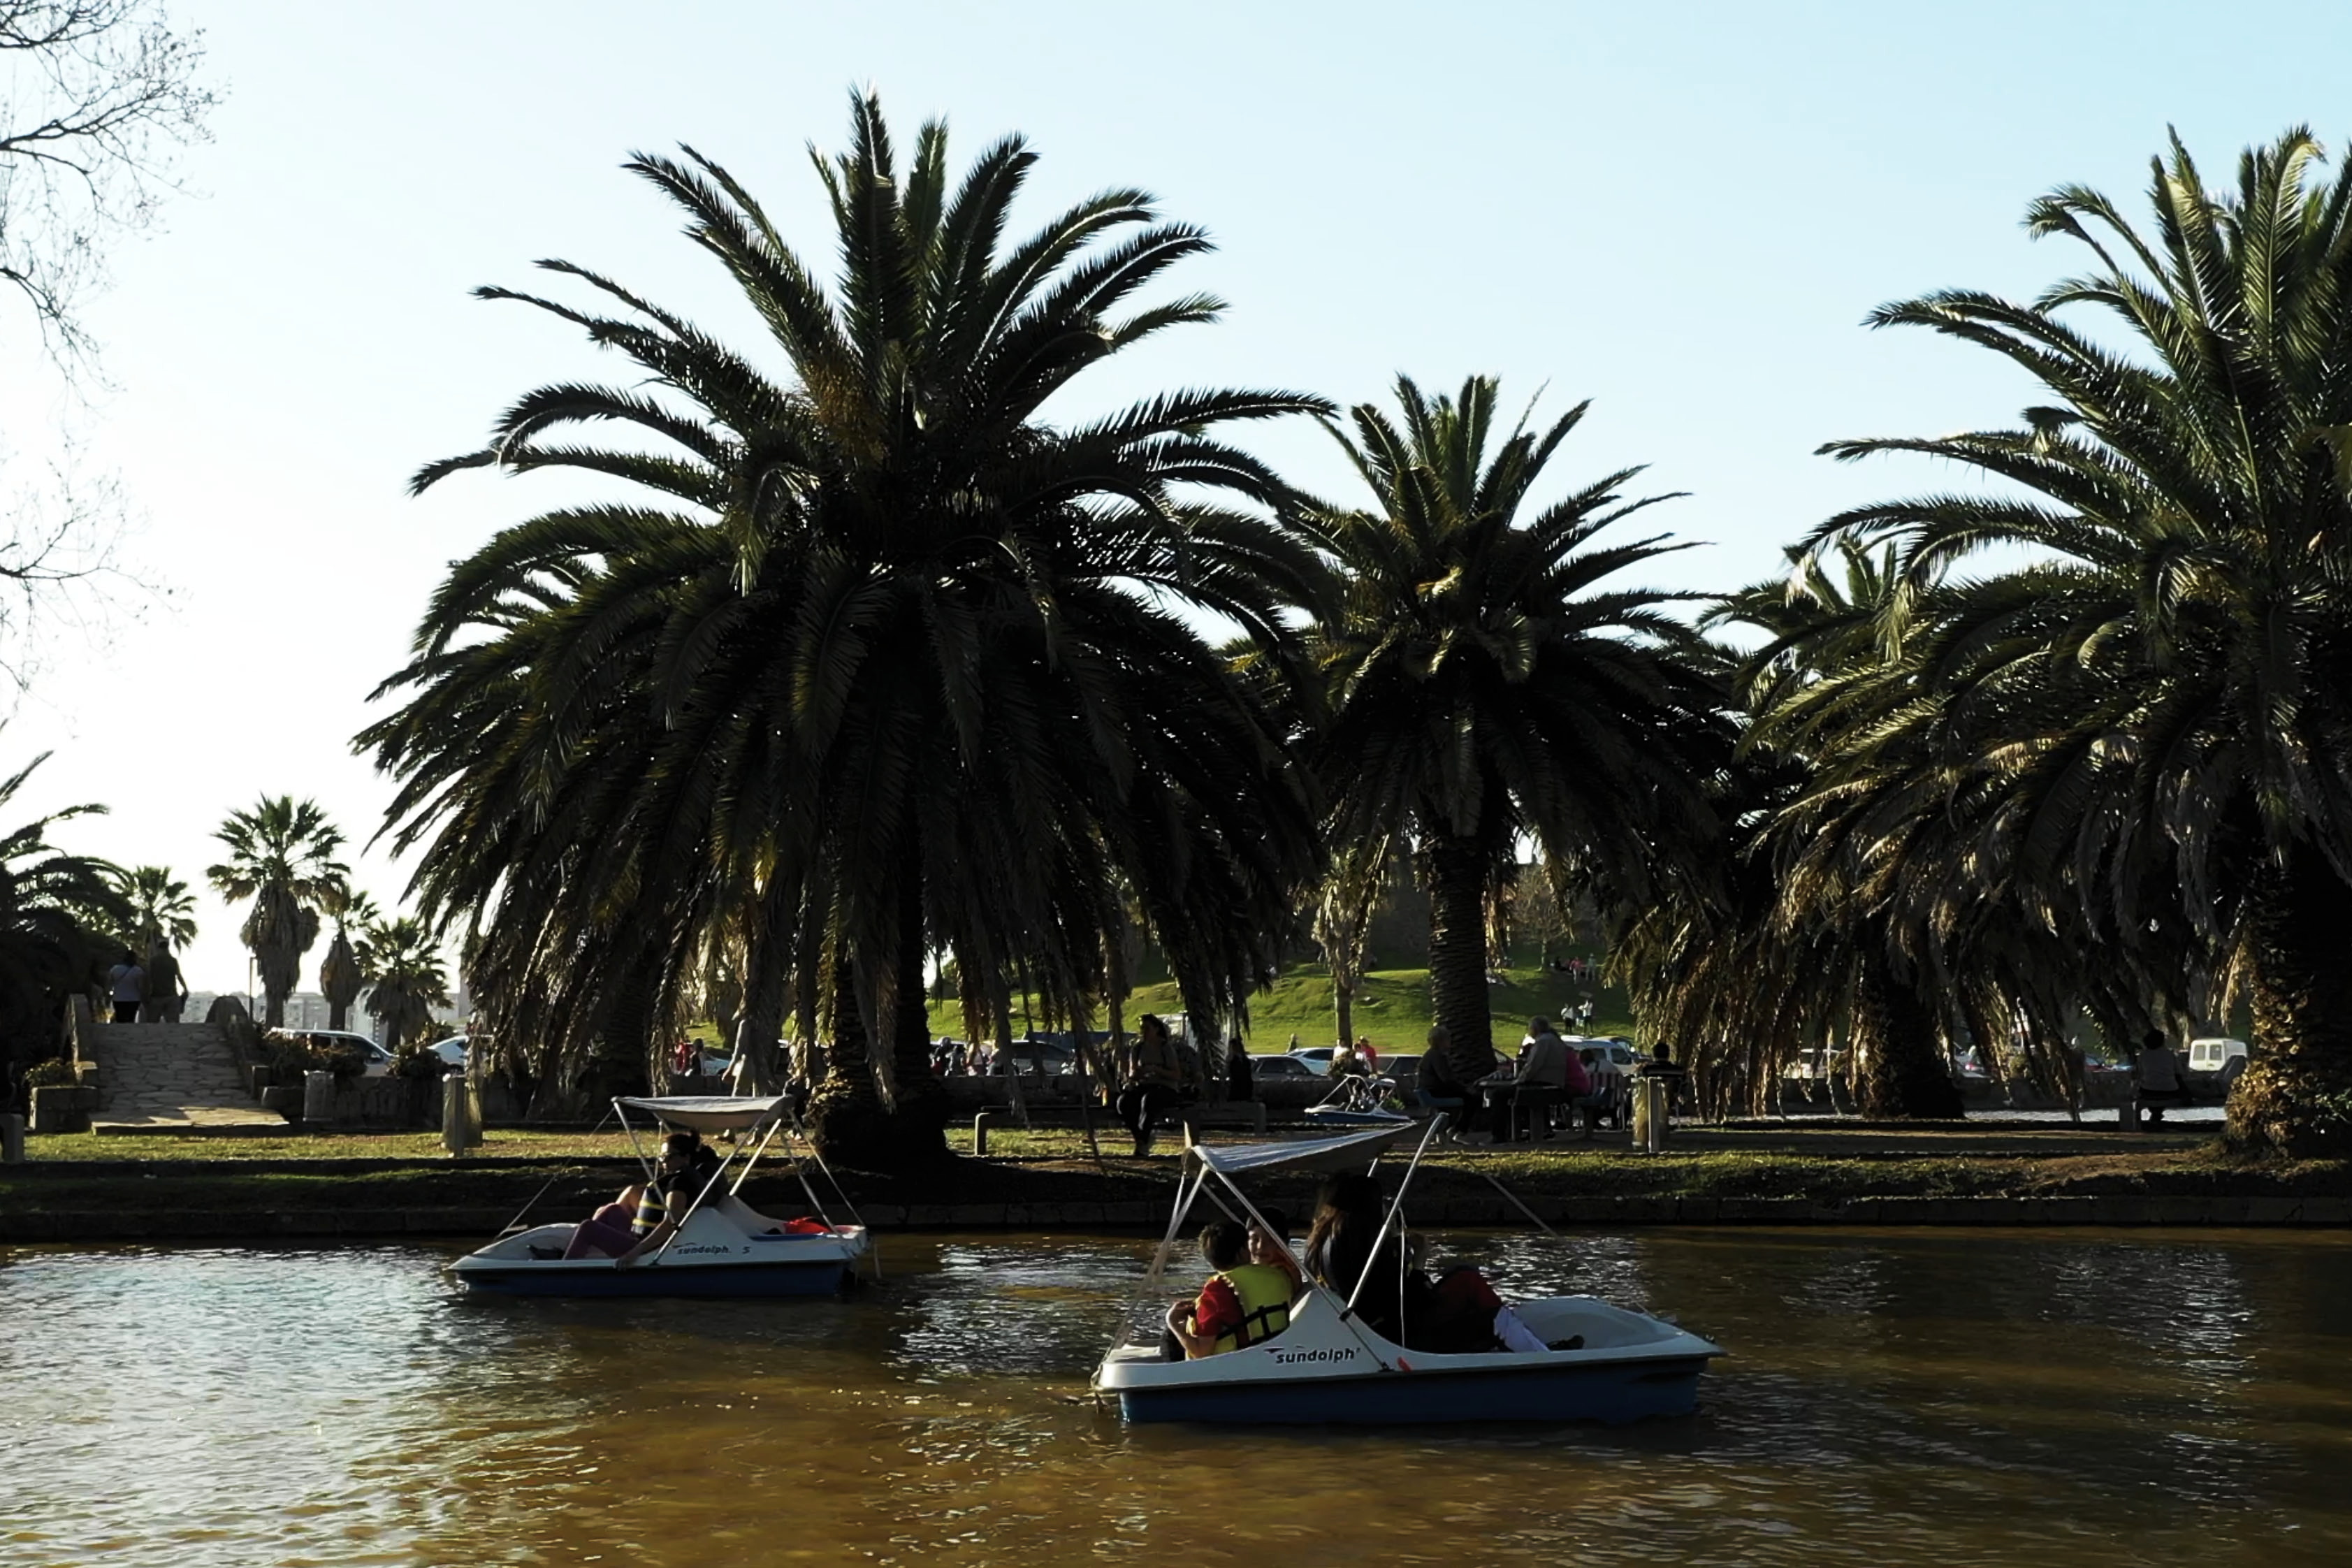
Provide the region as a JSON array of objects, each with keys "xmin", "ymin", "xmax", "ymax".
[
  {"xmin": 2133, "ymin": 1031, "xmax": 2193, "ymax": 1123},
  {"xmin": 106, "ymin": 950, "xmax": 146, "ymax": 1023},
  {"xmin": 1116, "ymin": 1013, "xmax": 1183, "ymax": 1156},
  {"xmin": 1224, "ymin": 1036, "xmax": 1254, "ymax": 1101}
]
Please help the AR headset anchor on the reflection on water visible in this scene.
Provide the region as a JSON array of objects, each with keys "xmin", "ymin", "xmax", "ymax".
[{"xmin": 2, "ymin": 1226, "xmax": 2349, "ymax": 1566}]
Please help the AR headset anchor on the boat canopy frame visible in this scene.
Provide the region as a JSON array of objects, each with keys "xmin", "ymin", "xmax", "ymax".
[
  {"xmin": 489, "ymin": 1093, "xmax": 877, "ymax": 1278},
  {"xmin": 1135, "ymin": 1117, "xmax": 1453, "ymax": 1374},
  {"xmin": 610, "ymin": 1094, "xmax": 877, "ymax": 1276}
]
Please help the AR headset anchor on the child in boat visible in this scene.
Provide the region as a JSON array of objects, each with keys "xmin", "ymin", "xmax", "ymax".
[
  {"xmin": 1162, "ymin": 1220, "xmax": 1296, "ymax": 1359},
  {"xmin": 1249, "ymin": 1205, "xmax": 1303, "ymax": 1294}
]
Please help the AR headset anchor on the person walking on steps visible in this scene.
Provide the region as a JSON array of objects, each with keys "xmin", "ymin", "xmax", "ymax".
[
  {"xmin": 106, "ymin": 950, "xmax": 147, "ymax": 1023},
  {"xmin": 144, "ymin": 943, "xmax": 189, "ymax": 1023}
]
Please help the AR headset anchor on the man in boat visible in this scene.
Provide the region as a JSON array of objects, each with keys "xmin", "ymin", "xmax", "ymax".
[{"xmin": 1163, "ymin": 1220, "xmax": 1294, "ymax": 1359}]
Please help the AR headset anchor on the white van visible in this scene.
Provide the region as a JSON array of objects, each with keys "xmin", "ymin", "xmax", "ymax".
[{"xmin": 2187, "ymin": 1037, "xmax": 2247, "ymax": 1073}]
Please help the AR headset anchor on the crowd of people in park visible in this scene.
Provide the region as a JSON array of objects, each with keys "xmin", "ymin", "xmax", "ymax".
[{"xmin": 1414, "ymin": 1016, "xmax": 1685, "ymax": 1145}]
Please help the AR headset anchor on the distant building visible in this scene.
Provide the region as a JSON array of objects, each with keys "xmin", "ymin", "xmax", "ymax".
[{"xmin": 181, "ymin": 987, "xmax": 471, "ymax": 1042}]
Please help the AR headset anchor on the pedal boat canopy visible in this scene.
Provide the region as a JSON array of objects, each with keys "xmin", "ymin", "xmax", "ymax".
[
  {"xmin": 1184, "ymin": 1124, "xmax": 1416, "ymax": 1176},
  {"xmin": 613, "ymin": 1094, "xmax": 791, "ymax": 1135}
]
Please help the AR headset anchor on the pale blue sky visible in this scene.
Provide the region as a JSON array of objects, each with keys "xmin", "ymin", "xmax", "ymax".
[{"xmin": 13, "ymin": 0, "xmax": 2352, "ymax": 989}]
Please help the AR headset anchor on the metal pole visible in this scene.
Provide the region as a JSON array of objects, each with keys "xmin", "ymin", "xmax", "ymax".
[{"xmin": 1344, "ymin": 1114, "xmax": 1446, "ymax": 1318}]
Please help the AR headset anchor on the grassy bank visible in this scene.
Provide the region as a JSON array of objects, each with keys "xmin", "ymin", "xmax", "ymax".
[
  {"xmin": 913, "ymin": 955, "xmax": 1636, "ymax": 1058},
  {"xmin": 7, "ymin": 1124, "xmax": 2345, "ymax": 1238}
]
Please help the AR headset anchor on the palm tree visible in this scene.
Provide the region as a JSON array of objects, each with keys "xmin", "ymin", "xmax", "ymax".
[
  {"xmin": 206, "ymin": 797, "xmax": 347, "ymax": 1028},
  {"xmin": 1312, "ymin": 832, "xmax": 1391, "ymax": 1049},
  {"xmin": 358, "ymin": 915, "xmax": 450, "ymax": 1052},
  {"xmin": 318, "ymin": 888, "xmax": 377, "ymax": 1032},
  {"xmin": 363, "ymin": 92, "xmax": 1329, "ymax": 1161},
  {"xmin": 1303, "ymin": 376, "xmax": 1732, "ymax": 1082},
  {"xmin": 1807, "ymin": 128, "xmax": 2352, "ymax": 1155},
  {"xmin": 0, "ymin": 755, "xmax": 124, "ymax": 1075},
  {"xmin": 112, "ymin": 865, "xmax": 196, "ymax": 952},
  {"xmin": 1714, "ymin": 540, "xmax": 1971, "ymax": 1119}
]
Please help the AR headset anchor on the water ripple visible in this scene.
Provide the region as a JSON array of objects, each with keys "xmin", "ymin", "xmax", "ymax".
[{"xmin": 2, "ymin": 1227, "xmax": 2349, "ymax": 1567}]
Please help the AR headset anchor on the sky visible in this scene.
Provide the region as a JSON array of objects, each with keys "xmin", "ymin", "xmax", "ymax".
[{"xmin": 8, "ymin": 0, "xmax": 2352, "ymax": 992}]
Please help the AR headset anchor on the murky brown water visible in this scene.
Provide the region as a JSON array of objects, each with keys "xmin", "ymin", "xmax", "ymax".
[{"xmin": 2, "ymin": 1226, "xmax": 2348, "ymax": 1567}]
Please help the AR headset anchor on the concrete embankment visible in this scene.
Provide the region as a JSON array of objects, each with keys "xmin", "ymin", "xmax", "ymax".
[{"xmin": 3, "ymin": 1153, "xmax": 2349, "ymax": 1243}]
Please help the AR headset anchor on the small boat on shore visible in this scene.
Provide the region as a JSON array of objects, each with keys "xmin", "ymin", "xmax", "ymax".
[
  {"xmin": 1090, "ymin": 1123, "xmax": 1720, "ymax": 1425},
  {"xmin": 1300, "ymin": 1071, "xmax": 1412, "ymax": 1128},
  {"xmin": 451, "ymin": 1094, "xmax": 871, "ymax": 1298}
]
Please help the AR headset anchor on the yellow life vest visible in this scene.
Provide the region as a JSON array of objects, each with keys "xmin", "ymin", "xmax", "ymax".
[{"xmin": 1211, "ymin": 1263, "xmax": 1295, "ymax": 1353}]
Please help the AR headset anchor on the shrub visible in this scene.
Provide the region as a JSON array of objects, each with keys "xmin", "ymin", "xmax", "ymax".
[
  {"xmin": 391, "ymin": 1043, "xmax": 445, "ymax": 1082},
  {"xmin": 266, "ymin": 1036, "xmax": 365, "ymax": 1082},
  {"xmin": 22, "ymin": 1058, "xmax": 76, "ymax": 1089}
]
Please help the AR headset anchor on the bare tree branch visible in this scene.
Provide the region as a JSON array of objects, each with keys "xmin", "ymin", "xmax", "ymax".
[
  {"xmin": 0, "ymin": 3, "xmax": 210, "ymax": 692},
  {"xmin": 0, "ymin": 0, "xmax": 215, "ymax": 369}
]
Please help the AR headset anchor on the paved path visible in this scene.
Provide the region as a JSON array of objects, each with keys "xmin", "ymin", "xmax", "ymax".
[{"xmin": 82, "ymin": 1021, "xmax": 280, "ymax": 1133}]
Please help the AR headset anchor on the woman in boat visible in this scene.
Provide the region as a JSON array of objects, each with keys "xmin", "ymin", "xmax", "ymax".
[
  {"xmin": 1163, "ymin": 1221, "xmax": 1295, "ymax": 1358},
  {"xmin": 561, "ymin": 1131, "xmax": 719, "ymax": 1262},
  {"xmin": 1304, "ymin": 1174, "xmax": 1546, "ymax": 1353},
  {"xmin": 1303, "ymin": 1173, "xmax": 1429, "ymax": 1345}
]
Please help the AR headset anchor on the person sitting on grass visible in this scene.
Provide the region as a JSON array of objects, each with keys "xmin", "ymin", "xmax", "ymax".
[{"xmin": 1162, "ymin": 1220, "xmax": 1295, "ymax": 1359}]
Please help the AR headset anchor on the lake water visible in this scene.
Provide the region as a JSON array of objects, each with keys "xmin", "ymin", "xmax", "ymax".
[{"xmin": 3, "ymin": 1226, "xmax": 2348, "ymax": 1566}]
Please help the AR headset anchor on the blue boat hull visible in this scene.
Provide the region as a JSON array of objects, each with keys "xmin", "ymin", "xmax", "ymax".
[
  {"xmin": 458, "ymin": 1261, "xmax": 856, "ymax": 1299},
  {"xmin": 1117, "ymin": 1353, "xmax": 1709, "ymax": 1425}
]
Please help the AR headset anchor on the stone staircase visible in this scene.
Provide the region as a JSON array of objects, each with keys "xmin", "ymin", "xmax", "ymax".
[{"xmin": 78, "ymin": 1018, "xmax": 283, "ymax": 1133}]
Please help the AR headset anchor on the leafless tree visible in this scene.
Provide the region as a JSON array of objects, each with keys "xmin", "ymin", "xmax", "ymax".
[
  {"xmin": 1, "ymin": 0, "xmax": 215, "ymax": 365},
  {"xmin": 0, "ymin": 1, "xmax": 214, "ymax": 688}
]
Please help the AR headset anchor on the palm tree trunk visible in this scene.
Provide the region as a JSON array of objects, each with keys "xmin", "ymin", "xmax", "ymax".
[
  {"xmin": 732, "ymin": 884, "xmax": 794, "ymax": 1094},
  {"xmin": 1425, "ymin": 834, "xmax": 1496, "ymax": 1080},
  {"xmin": 1333, "ymin": 982, "xmax": 1355, "ymax": 1052},
  {"xmin": 258, "ymin": 934, "xmax": 297, "ymax": 1029},
  {"xmin": 882, "ymin": 848, "xmax": 949, "ymax": 1162},
  {"xmin": 1852, "ymin": 957, "xmax": 1964, "ymax": 1119},
  {"xmin": 2229, "ymin": 845, "xmax": 2352, "ymax": 1156},
  {"xmin": 808, "ymin": 956, "xmax": 890, "ymax": 1163}
]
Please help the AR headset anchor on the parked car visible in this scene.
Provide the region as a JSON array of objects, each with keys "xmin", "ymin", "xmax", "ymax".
[
  {"xmin": 991, "ymin": 1036, "xmax": 1080, "ymax": 1075},
  {"xmin": 2188, "ymin": 1037, "xmax": 2248, "ymax": 1074},
  {"xmin": 1247, "ymin": 1053, "xmax": 1316, "ymax": 1080},
  {"xmin": 268, "ymin": 1029, "xmax": 395, "ymax": 1077},
  {"xmin": 1288, "ymin": 1047, "xmax": 1338, "ymax": 1076},
  {"xmin": 425, "ymin": 1034, "xmax": 470, "ymax": 1069}
]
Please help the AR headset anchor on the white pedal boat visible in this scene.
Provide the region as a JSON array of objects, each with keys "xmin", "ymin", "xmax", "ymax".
[
  {"xmin": 451, "ymin": 1094, "xmax": 872, "ymax": 1298},
  {"xmin": 1301, "ymin": 1072, "xmax": 1413, "ymax": 1128},
  {"xmin": 1090, "ymin": 1122, "xmax": 1721, "ymax": 1424}
]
